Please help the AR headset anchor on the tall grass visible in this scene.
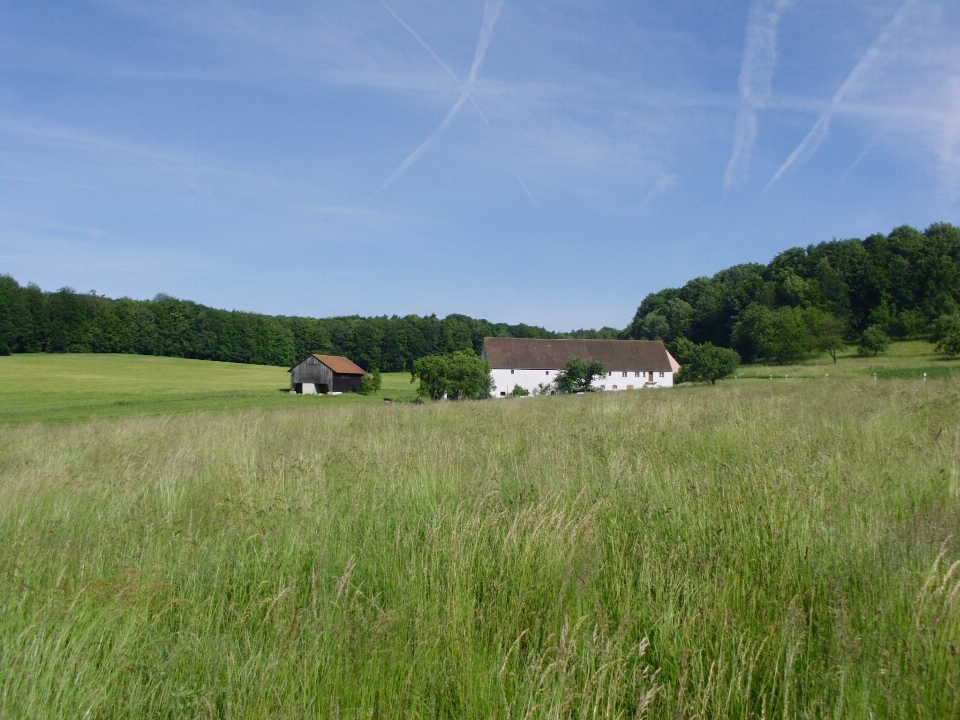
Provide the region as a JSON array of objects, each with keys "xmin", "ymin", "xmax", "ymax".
[{"xmin": 2, "ymin": 379, "xmax": 960, "ymax": 717}]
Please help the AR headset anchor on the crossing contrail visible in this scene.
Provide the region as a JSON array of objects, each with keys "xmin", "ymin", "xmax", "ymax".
[{"xmin": 382, "ymin": 0, "xmax": 503, "ymax": 190}]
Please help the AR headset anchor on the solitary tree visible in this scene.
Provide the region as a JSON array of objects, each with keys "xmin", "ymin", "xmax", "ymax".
[
  {"xmin": 554, "ymin": 358, "xmax": 605, "ymax": 393},
  {"xmin": 857, "ymin": 325, "xmax": 891, "ymax": 356},
  {"xmin": 675, "ymin": 341, "xmax": 740, "ymax": 385},
  {"xmin": 808, "ymin": 311, "xmax": 846, "ymax": 364},
  {"xmin": 410, "ymin": 349, "xmax": 492, "ymax": 400}
]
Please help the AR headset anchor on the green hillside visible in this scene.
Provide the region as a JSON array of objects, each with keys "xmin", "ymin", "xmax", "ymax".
[{"xmin": 0, "ymin": 354, "xmax": 418, "ymax": 425}]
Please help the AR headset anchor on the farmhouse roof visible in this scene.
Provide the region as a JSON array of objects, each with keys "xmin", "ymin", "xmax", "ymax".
[
  {"xmin": 483, "ymin": 338, "xmax": 674, "ymax": 372},
  {"xmin": 312, "ymin": 354, "xmax": 366, "ymax": 375}
]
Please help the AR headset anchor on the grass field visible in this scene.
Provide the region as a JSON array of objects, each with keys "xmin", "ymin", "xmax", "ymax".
[
  {"xmin": 1, "ymin": 346, "xmax": 960, "ymax": 717},
  {"xmin": 1, "ymin": 343, "xmax": 956, "ymax": 427},
  {"xmin": 0, "ymin": 353, "xmax": 420, "ymax": 425},
  {"xmin": 734, "ymin": 340, "xmax": 960, "ymax": 380}
]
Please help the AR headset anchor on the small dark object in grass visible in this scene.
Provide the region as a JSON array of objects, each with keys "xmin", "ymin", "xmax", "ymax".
[{"xmin": 383, "ymin": 398, "xmax": 393, "ymax": 404}]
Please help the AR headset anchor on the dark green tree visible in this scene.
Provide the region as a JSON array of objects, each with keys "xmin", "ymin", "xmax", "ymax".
[
  {"xmin": 731, "ymin": 304, "xmax": 814, "ymax": 364},
  {"xmin": 511, "ymin": 384, "xmax": 530, "ymax": 397},
  {"xmin": 933, "ymin": 314, "xmax": 960, "ymax": 358}
]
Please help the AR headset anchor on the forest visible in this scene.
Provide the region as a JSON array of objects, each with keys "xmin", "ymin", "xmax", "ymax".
[
  {"xmin": 2, "ymin": 222, "xmax": 958, "ymax": 370},
  {"xmin": 0, "ymin": 279, "xmax": 578, "ymax": 372},
  {"xmin": 626, "ymin": 222, "xmax": 960, "ymax": 362}
]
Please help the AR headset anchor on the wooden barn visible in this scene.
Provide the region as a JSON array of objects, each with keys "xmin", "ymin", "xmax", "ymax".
[{"xmin": 289, "ymin": 354, "xmax": 366, "ymax": 394}]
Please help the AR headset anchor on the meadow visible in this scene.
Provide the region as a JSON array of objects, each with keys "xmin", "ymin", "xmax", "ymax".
[
  {"xmin": 0, "ymin": 353, "xmax": 420, "ymax": 425},
  {"xmin": 1, "ymin": 347, "xmax": 960, "ymax": 717}
]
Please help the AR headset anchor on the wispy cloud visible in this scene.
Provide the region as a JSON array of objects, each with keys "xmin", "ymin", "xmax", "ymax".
[
  {"xmin": 724, "ymin": 0, "xmax": 790, "ymax": 190},
  {"xmin": 765, "ymin": 0, "xmax": 918, "ymax": 191},
  {"xmin": 641, "ymin": 173, "xmax": 678, "ymax": 205},
  {"xmin": 382, "ymin": 0, "xmax": 503, "ymax": 190}
]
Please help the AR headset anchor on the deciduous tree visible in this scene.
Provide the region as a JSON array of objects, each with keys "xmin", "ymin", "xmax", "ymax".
[
  {"xmin": 410, "ymin": 350, "xmax": 492, "ymax": 400},
  {"xmin": 857, "ymin": 325, "xmax": 891, "ymax": 356},
  {"xmin": 554, "ymin": 358, "xmax": 606, "ymax": 393}
]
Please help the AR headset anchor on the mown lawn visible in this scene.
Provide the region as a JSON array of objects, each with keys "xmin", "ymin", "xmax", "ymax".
[
  {"xmin": 0, "ymin": 353, "xmax": 419, "ymax": 425},
  {"xmin": 1, "ymin": 367, "xmax": 959, "ymax": 717}
]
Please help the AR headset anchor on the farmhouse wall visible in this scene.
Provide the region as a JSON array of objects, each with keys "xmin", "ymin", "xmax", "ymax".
[
  {"xmin": 484, "ymin": 337, "xmax": 676, "ymax": 398},
  {"xmin": 491, "ymin": 368, "xmax": 673, "ymax": 397}
]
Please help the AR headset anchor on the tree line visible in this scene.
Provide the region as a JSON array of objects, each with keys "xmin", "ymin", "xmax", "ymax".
[
  {"xmin": 0, "ymin": 279, "xmax": 570, "ymax": 372},
  {"xmin": 4, "ymin": 222, "xmax": 958, "ymax": 372},
  {"xmin": 625, "ymin": 223, "xmax": 960, "ymax": 363}
]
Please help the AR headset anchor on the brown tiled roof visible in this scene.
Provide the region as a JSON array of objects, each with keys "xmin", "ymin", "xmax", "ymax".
[
  {"xmin": 312, "ymin": 354, "xmax": 366, "ymax": 375},
  {"xmin": 482, "ymin": 338, "xmax": 673, "ymax": 372}
]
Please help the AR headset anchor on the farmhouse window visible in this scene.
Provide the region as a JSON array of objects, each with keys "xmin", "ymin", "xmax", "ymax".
[
  {"xmin": 622, "ymin": 372, "xmax": 627, "ymax": 377},
  {"xmin": 635, "ymin": 372, "xmax": 640, "ymax": 377},
  {"xmin": 500, "ymin": 391, "xmax": 506, "ymax": 396},
  {"xmin": 613, "ymin": 385, "xmax": 617, "ymax": 390},
  {"xmin": 660, "ymin": 372, "xmax": 664, "ymax": 377},
  {"xmin": 511, "ymin": 369, "xmax": 514, "ymax": 374},
  {"xmin": 601, "ymin": 385, "xmax": 606, "ymax": 390}
]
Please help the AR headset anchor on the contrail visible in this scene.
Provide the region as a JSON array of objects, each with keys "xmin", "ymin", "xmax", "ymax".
[
  {"xmin": 380, "ymin": 1, "xmax": 459, "ymax": 84},
  {"xmin": 382, "ymin": 92, "xmax": 470, "ymax": 189},
  {"xmin": 511, "ymin": 164, "xmax": 540, "ymax": 210},
  {"xmin": 764, "ymin": 0, "xmax": 917, "ymax": 191},
  {"xmin": 837, "ymin": 134, "xmax": 880, "ymax": 188},
  {"xmin": 724, "ymin": 0, "xmax": 790, "ymax": 190},
  {"xmin": 468, "ymin": 0, "xmax": 503, "ymax": 84},
  {"xmin": 382, "ymin": 0, "xmax": 503, "ymax": 190},
  {"xmin": 381, "ymin": 0, "xmax": 491, "ymax": 127}
]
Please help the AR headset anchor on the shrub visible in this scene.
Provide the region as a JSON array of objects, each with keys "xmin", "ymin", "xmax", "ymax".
[
  {"xmin": 511, "ymin": 384, "xmax": 530, "ymax": 397},
  {"xmin": 535, "ymin": 382, "xmax": 554, "ymax": 396},
  {"xmin": 360, "ymin": 369, "xmax": 382, "ymax": 395}
]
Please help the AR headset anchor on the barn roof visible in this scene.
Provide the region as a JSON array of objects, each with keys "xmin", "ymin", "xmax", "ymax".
[
  {"xmin": 482, "ymin": 338, "xmax": 674, "ymax": 372},
  {"xmin": 312, "ymin": 354, "xmax": 366, "ymax": 375}
]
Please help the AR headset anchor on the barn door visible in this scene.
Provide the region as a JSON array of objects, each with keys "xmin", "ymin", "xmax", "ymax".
[{"xmin": 648, "ymin": 372, "xmax": 654, "ymax": 382}]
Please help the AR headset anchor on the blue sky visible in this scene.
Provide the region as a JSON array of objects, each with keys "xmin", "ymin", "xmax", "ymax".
[{"xmin": 2, "ymin": 1, "xmax": 959, "ymax": 330}]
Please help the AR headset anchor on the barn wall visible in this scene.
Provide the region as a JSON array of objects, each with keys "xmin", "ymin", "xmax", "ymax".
[
  {"xmin": 291, "ymin": 356, "xmax": 333, "ymax": 390},
  {"xmin": 333, "ymin": 375, "xmax": 362, "ymax": 393}
]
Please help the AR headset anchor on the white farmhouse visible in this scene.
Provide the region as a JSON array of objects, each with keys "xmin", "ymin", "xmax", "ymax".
[{"xmin": 482, "ymin": 337, "xmax": 680, "ymax": 397}]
